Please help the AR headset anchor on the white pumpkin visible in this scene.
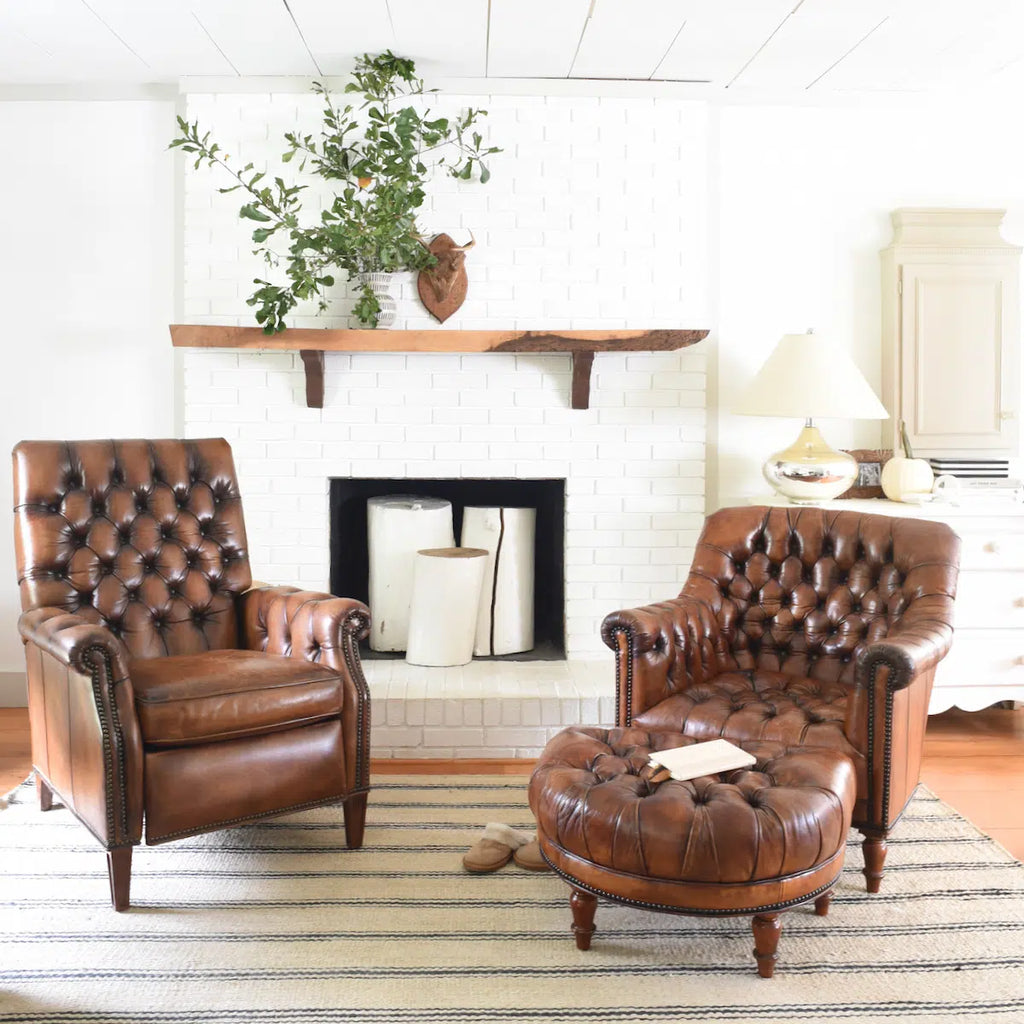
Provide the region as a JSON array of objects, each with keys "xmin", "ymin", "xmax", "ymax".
[{"xmin": 881, "ymin": 455, "xmax": 934, "ymax": 502}]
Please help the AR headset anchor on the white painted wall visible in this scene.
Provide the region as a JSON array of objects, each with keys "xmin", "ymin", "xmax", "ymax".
[
  {"xmin": 0, "ymin": 100, "xmax": 176, "ymax": 700},
  {"xmin": 714, "ymin": 97, "xmax": 1024, "ymax": 508}
]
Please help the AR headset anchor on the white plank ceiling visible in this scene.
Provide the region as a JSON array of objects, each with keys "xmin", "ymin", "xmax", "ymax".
[{"xmin": 1, "ymin": 0, "xmax": 1023, "ymax": 93}]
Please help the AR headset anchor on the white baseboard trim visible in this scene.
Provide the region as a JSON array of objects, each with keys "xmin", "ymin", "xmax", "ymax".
[{"xmin": 0, "ymin": 672, "xmax": 27, "ymax": 707}]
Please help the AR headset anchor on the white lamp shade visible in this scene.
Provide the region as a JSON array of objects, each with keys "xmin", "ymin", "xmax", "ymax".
[{"xmin": 734, "ymin": 332, "xmax": 889, "ymax": 420}]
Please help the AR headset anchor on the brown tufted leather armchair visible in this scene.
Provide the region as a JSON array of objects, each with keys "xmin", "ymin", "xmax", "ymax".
[
  {"xmin": 602, "ymin": 505, "xmax": 960, "ymax": 892},
  {"xmin": 13, "ymin": 438, "xmax": 371, "ymax": 910}
]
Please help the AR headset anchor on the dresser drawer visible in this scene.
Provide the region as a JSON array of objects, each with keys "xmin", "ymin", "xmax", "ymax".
[
  {"xmin": 957, "ymin": 529, "xmax": 1024, "ymax": 571},
  {"xmin": 953, "ymin": 570, "xmax": 1024, "ymax": 628},
  {"xmin": 936, "ymin": 628, "xmax": 1024, "ymax": 686}
]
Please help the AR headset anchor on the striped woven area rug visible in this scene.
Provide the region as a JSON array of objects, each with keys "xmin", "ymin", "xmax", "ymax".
[{"xmin": 1, "ymin": 774, "xmax": 1023, "ymax": 1024}]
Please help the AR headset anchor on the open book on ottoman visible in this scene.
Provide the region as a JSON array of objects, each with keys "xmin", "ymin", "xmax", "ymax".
[{"xmin": 648, "ymin": 739, "xmax": 757, "ymax": 782}]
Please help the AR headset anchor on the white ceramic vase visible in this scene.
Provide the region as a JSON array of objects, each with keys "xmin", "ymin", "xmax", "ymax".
[{"xmin": 355, "ymin": 272, "xmax": 397, "ymax": 328}]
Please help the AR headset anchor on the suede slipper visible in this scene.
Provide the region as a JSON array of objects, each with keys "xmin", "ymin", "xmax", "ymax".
[
  {"xmin": 462, "ymin": 823, "xmax": 534, "ymax": 873},
  {"xmin": 512, "ymin": 839, "xmax": 551, "ymax": 872}
]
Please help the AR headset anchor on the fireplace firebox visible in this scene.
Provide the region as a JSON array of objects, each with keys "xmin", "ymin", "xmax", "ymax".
[{"xmin": 329, "ymin": 478, "xmax": 566, "ymax": 660}]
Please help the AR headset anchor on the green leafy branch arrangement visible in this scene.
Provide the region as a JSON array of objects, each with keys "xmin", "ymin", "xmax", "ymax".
[{"xmin": 170, "ymin": 51, "xmax": 500, "ymax": 331}]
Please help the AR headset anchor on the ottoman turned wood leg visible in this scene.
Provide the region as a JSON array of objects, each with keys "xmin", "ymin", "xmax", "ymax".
[
  {"xmin": 752, "ymin": 913, "xmax": 782, "ymax": 978},
  {"xmin": 570, "ymin": 888, "xmax": 598, "ymax": 950},
  {"xmin": 814, "ymin": 890, "xmax": 832, "ymax": 916}
]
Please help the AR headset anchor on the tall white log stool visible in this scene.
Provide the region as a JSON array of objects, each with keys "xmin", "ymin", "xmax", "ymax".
[
  {"xmin": 461, "ymin": 506, "xmax": 536, "ymax": 656},
  {"xmin": 367, "ymin": 496, "xmax": 454, "ymax": 652},
  {"xmin": 406, "ymin": 548, "xmax": 489, "ymax": 667}
]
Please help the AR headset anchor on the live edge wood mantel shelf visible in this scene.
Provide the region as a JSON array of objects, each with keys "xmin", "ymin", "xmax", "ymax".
[{"xmin": 169, "ymin": 325, "xmax": 709, "ymax": 410}]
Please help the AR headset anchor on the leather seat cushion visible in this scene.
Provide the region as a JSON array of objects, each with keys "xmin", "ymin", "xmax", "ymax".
[
  {"xmin": 130, "ymin": 649, "xmax": 342, "ymax": 748},
  {"xmin": 530, "ymin": 726, "xmax": 856, "ymax": 884},
  {"xmin": 632, "ymin": 669, "xmax": 863, "ymax": 771}
]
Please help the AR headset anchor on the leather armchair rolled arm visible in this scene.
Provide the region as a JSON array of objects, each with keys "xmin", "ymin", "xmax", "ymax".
[
  {"xmin": 601, "ymin": 596, "xmax": 726, "ymax": 724},
  {"xmin": 18, "ymin": 606, "xmax": 143, "ymax": 847},
  {"xmin": 19, "ymin": 606, "xmax": 130, "ymax": 681},
  {"xmin": 855, "ymin": 622, "xmax": 954, "ymax": 693},
  {"xmin": 240, "ymin": 586, "xmax": 372, "ymax": 790},
  {"xmin": 240, "ymin": 586, "xmax": 371, "ymax": 657}
]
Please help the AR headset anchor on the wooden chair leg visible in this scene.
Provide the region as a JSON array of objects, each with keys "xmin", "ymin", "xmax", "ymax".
[
  {"xmin": 861, "ymin": 832, "xmax": 889, "ymax": 893},
  {"xmin": 814, "ymin": 890, "xmax": 832, "ymax": 916},
  {"xmin": 343, "ymin": 791, "xmax": 368, "ymax": 849},
  {"xmin": 752, "ymin": 913, "xmax": 782, "ymax": 978},
  {"xmin": 36, "ymin": 775, "xmax": 54, "ymax": 812},
  {"xmin": 570, "ymin": 887, "xmax": 598, "ymax": 950},
  {"xmin": 107, "ymin": 847, "xmax": 133, "ymax": 912}
]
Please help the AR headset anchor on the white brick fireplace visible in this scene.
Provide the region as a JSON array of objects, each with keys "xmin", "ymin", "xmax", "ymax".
[{"xmin": 179, "ymin": 91, "xmax": 712, "ymax": 756}]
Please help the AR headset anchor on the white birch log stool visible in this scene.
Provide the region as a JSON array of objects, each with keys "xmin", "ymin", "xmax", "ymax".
[
  {"xmin": 405, "ymin": 548, "xmax": 489, "ymax": 667},
  {"xmin": 368, "ymin": 496, "xmax": 454, "ymax": 652},
  {"xmin": 461, "ymin": 506, "xmax": 536, "ymax": 656}
]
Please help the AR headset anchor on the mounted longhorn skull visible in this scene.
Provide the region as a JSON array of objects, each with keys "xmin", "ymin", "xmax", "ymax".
[{"xmin": 416, "ymin": 232, "xmax": 476, "ymax": 323}]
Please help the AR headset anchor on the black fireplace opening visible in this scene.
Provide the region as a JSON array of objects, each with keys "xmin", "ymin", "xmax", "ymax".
[{"xmin": 329, "ymin": 477, "xmax": 566, "ymax": 660}]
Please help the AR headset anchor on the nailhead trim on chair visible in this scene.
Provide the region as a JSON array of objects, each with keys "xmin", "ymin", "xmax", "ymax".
[
  {"xmin": 864, "ymin": 656, "xmax": 901, "ymax": 832},
  {"xmin": 82, "ymin": 643, "xmax": 130, "ymax": 849},
  {"xmin": 609, "ymin": 626, "xmax": 634, "ymax": 726},
  {"xmin": 342, "ymin": 608, "xmax": 371, "ymax": 791}
]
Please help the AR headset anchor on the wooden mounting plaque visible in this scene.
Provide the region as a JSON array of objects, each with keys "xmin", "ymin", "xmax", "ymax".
[{"xmin": 170, "ymin": 325, "xmax": 709, "ymax": 410}]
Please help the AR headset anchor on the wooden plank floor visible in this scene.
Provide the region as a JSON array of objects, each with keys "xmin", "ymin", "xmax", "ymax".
[
  {"xmin": 3, "ymin": 706, "xmax": 1021, "ymax": 859},
  {"xmin": 919, "ymin": 705, "xmax": 1024, "ymax": 860}
]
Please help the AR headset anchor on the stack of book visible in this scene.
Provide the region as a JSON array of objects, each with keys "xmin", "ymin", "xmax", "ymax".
[
  {"xmin": 927, "ymin": 458, "xmax": 1009, "ymax": 479},
  {"xmin": 927, "ymin": 458, "xmax": 1022, "ymax": 502}
]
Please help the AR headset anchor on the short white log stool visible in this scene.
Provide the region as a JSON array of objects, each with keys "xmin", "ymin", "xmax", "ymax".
[
  {"xmin": 405, "ymin": 547, "xmax": 489, "ymax": 667},
  {"xmin": 367, "ymin": 496, "xmax": 454, "ymax": 652},
  {"xmin": 461, "ymin": 506, "xmax": 536, "ymax": 656}
]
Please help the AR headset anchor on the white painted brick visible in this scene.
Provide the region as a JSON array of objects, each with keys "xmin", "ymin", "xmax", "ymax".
[
  {"xmin": 560, "ymin": 699, "xmax": 581, "ymax": 724},
  {"xmin": 385, "ymin": 699, "xmax": 405, "ymax": 726},
  {"xmin": 500, "ymin": 701, "xmax": 522, "ymax": 726},
  {"xmin": 371, "ymin": 726, "xmax": 424, "ymax": 747},
  {"xmin": 182, "ymin": 89, "xmax": 708, "ymax": 668},
  {"xmin": 423, "ymin": 727, "xmax": 485, "ymax": 747},
  {"xmin": 443, "ymin": 700, "xmax": 463, "ymax": 727},
  {"xmin": 521, "ymin": 699, "xmax": 542, "ymax": 727},
  {"xmin": 485, "ymin": 727, "xmax": 549, "ymax": 748},
  {"xmin": 482, "ymin": 700, "xmax": 502, "ymax": 727}
]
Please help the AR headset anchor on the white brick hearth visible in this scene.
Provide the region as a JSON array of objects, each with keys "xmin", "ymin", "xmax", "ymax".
[
  {"xmin": 366, "ymin": 659, "xmax": 616, "ymax": 759},
  {"xmin": 179, "ymin": 91, "xmax": 711, "ymax": 757}
]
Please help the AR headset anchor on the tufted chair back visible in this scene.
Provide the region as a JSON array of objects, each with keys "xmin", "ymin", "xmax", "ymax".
[
  {"xmin": 679, "ymin": 506, "xmax": 957, "ymax": 689},
  {"xmin": 13, "ymin": 438, "xmax": 251, "ymax": 659}
]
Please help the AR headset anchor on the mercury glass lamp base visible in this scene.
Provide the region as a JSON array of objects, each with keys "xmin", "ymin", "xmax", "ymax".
[{"xmin": 762, "ymin": 423, "xmax": 858, "ymax": 504}]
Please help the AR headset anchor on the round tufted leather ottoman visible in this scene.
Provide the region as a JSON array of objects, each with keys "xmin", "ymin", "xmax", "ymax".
[{"xmin": 529, "ymin": 726, "xmax": 856, "ymax": 977}]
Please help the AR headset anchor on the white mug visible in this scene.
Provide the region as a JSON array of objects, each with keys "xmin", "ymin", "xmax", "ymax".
[{"xmin": 932, "ymin": 474, "xmax": 961, "ymax": 503}]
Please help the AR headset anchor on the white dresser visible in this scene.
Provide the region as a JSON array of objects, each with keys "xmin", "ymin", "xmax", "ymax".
[{"xmin": 748, "ymin": 496, "xmax": 1024, "ymax": 713}]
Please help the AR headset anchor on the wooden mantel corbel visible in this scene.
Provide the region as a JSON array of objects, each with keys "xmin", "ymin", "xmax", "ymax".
[{"xmin": 169, "ymin": 326, "xmax": 709, "ymax": 410}]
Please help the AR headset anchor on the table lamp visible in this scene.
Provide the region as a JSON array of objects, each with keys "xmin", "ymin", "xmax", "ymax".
[{"xmin": 734, "ymin": 330, "xmax": 889, "ymax": 503}]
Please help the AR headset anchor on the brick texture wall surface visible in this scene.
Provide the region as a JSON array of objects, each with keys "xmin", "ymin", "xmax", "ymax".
[{"xmin": 181, "ymin": 91, "xmax": 710, "ymax": 662}]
